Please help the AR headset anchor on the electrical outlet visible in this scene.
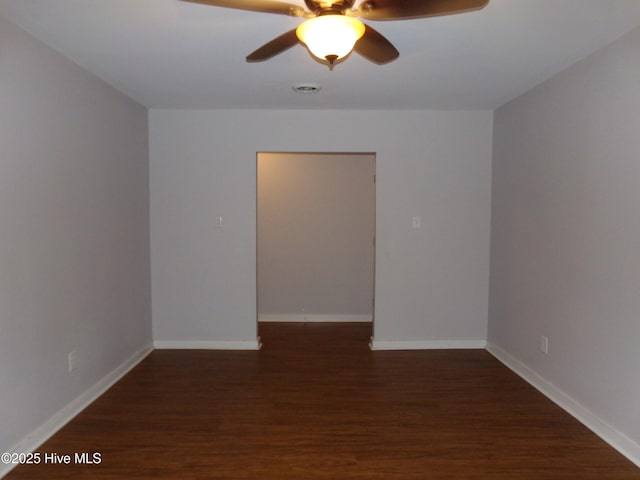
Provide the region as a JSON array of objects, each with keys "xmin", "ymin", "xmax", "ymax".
[
  {"xmin": 68, "ymin": 350, "xmax": 78, "ymax": 372},
  {"xmin": 540, "ymin": 336, "xmax": 549, "ymax": 355}
]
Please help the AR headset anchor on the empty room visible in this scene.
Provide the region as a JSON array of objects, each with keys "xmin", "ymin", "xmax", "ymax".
[{"xmin": 1, "ymin": 0, "xmax": 639, "ymax": 478}]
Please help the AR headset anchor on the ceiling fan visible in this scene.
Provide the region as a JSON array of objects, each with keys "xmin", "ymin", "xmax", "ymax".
[{"xmin": 181, "ymin": 0, "xmax": 489, "ymax": 68}]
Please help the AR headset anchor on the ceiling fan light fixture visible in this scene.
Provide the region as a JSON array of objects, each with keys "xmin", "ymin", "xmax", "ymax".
[{"xmin": 296, "ymin": 15, "xmax": 365, "ymax": 65}]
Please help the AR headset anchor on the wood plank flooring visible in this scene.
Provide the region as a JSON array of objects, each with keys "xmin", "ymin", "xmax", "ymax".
[{"xmin": 6, "ymin": 323, "xmax": 639, "ymax": 479}]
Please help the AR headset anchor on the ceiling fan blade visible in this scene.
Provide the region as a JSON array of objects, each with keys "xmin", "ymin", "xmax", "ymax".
[
  {"xmin": 180, "ymin": 0, "xmax": 306, "ymax": 17},
  {"xmin": 246, "ymin": 29, "xmax": 301, "ymax": 62},
  {"xmin": 353, "ymin": 24, "xmax": 399, "ymax": 64},
  {"xmin": 356, "ymin": 0, "xmax": 489, "ymax": 21}
]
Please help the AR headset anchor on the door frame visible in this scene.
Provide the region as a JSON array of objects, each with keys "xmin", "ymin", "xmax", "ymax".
[{"xmin": 255, "ymin": 151, "xmax": 377, "ymax": 339}]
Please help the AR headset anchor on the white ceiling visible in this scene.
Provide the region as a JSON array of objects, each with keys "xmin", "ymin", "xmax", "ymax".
[{"xmin": 2, "ymin": 0, "xmax": 640, "ymax": 110}]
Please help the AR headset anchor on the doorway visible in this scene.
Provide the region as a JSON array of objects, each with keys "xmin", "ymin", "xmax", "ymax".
[{"xmin": 256, "ymin": 152, "xmax": 376, "ymax": 342}]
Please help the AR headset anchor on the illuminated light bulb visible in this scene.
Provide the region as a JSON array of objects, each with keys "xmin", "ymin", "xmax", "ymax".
[{"xmin": 296, "ymin": 15, "xmax": 366, "ymax": 65}]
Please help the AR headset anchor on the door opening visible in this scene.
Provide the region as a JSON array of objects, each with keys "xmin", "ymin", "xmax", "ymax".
[{"xmin": 256, "ymin": 152, "xmax": 376, "ymax": 344}]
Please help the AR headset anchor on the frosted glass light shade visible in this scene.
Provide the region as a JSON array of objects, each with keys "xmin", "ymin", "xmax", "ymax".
[{"xmin": 296, "ymin": 15, "xmax": 365, "ymax": 63}]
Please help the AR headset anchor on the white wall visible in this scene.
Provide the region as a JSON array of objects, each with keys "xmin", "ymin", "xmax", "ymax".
[
  {"xmin": 257, "ymin": 152, "xmax": 375, "ymax": 320},
  {"xmin": 489, "ymin": 26, "xmax": 640, "ymax": 463},
  {"xmin": 0, "ymin": 16, "xmax": 151, "ymax": 459},
  {"xmin": 150, "ymin": 109, "xmax": 492, "ymax": 347}
]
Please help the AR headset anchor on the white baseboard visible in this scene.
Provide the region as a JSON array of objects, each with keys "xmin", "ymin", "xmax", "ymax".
[
  {"xmin": 258, "ymin": 314, "xmax": 372, "ymax": 323},
  {"xmin": 0, "ymin": 343, "xmax": 153, "ymax": 478},
  {"xmin": 154, "ymin": 339, "xmax": 262, "ymax": 350},
  {"xmin": 486, "ymin": 342, "xmax": 640, "ymax": 468},
  {"xmin": 369, "ymin": 338, "xmax": 487, "ymax": 350}
]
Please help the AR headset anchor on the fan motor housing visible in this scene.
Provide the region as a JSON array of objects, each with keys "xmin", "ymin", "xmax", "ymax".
[{"xmin": 304, "ymin": 0, "xmax": 354, "ymax": 15}]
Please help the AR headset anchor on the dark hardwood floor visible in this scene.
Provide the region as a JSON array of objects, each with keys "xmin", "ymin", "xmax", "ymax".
[{"xmin": 6, "ymin": 323, "xmax": 639, "ymax": 479}]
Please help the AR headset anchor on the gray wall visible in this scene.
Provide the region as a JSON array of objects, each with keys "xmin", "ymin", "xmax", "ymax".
[
  {"xmin": 489, "ymin": 26, "xmax": 640, "ymax": 461},
  {"xmin": 0, "ymin": 16, "xmax": 151, "ymax": 457},
  {"xmin": 150, "ymin": 109, "xmax": 493, "ymax": 345},
  {"xmin": 257, "ymin": 152, "xmax": 375, "ymax": 320}
]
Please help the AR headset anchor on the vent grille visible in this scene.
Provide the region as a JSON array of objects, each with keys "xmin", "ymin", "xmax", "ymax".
[{"xmin": 291, "ymin": 83, "xmax": 321, "ymax": 94}]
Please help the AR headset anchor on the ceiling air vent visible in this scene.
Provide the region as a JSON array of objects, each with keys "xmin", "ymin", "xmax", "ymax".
[{"xmin": 291, "ymin": 83, "xmax": 321, "ymax": 94}]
